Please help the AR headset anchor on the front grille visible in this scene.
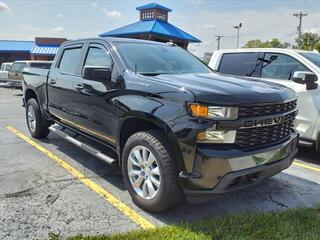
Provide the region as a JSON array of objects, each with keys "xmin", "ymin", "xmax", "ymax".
[
  {"xmin": 235, "ymin": 117, "xmax": 294, "ymax": 149},
  {"xmin": 239, "ymin": 100, "xmax": 297, "ymax": 118}
]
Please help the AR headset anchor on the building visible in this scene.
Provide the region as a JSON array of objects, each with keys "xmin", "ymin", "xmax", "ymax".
[
  {"xmin": 0, "ymin": 37, "xmax": 66, "ymax": 65},
  {"xmin": 99, "ymin": 2, "xmax": 201, "ymax": 49}
]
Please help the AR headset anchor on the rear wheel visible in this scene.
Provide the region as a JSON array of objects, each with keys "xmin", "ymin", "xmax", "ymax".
[
  {"xmin": 122, "ymin": 130, "xmax": 183, "ymax": 212},
  {"xmin": 26, "ymin": 98, "xmax": 50, "ymax": 138}
]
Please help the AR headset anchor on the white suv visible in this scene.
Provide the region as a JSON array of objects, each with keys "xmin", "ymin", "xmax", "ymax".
[{"xmin": 209, "ymin": 48, "xmax": 320, "ymax": 151}]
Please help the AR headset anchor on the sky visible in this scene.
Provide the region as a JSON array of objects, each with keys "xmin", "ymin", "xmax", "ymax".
[{"xmin": 0, "ymin": 0, "xmax": 320, "ymax": 57}]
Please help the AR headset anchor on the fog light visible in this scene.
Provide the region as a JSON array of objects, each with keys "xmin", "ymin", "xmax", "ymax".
[{"xmin": 198, "ymin": 130, "xmax": 236, "ymax": 143}]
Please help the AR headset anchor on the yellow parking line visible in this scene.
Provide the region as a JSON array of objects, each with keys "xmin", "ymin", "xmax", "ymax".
[
  {"xmin": 6, "ymin": 125, "xmax": 155, "ymax": 230},
  {"xmin": 293, "ymin": 161, "xmax": 320, "ymax": 172}
]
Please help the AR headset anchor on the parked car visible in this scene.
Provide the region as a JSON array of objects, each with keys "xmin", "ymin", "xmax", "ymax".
[
  {"xmin": 23, "ymin": 38, "xmax": 298, "ymax": 212},
  {"xmin": 8, "ymin": 60, "xmax": 52, "ymax": 89},
  {"xmin": 0, "ymin": 62, "xmax": 12, "ymax": 82},
  {"xmin": 209, "ymin": 48, "xmax": 320, "ymax": 151}
]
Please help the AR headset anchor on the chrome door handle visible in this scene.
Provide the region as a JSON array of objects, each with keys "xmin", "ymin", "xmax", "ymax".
[
  {"xmin": 74, "ymin": 84, "xmax": 84, "ymax": 91},
  {"xmin": 49, "ymin": 79, "xmax": 56, "ymax": 85}
]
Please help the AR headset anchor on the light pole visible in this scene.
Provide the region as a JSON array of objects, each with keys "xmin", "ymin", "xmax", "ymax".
[
  {"xmin": 215, "ymin": 35, "xmax": 223, "ymax": 50},
  {"xmin": 233, "ymin": 23, "xmax": 242, "ymax": 48}
]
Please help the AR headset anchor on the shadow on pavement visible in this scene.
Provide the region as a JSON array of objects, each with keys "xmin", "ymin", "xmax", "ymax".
[{"xmin": 36, "ymin": 130, "xmax": 320, "ymax": 224}]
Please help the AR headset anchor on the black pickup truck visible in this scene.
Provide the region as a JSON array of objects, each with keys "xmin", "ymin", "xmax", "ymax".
[{"xmin": 23, "ymin": 37, "xmax": 298, "ymax": 212}]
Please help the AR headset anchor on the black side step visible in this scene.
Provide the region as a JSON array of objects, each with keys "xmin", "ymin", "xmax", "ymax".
[{"xmin": 49, "ymin": 125, "xmax": 116, "ymax": 165}]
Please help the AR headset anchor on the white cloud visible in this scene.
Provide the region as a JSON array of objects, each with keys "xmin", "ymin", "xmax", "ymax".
[
  {"xmin": 0, "ymin": 1, "xmax": 9, "ymax": 12},
  {"xmin": 48, "ymin": 26, "xmax": 65, "ymax": 34},
  {"xmin": 90, "ymin": 2, "xmax": 98, "ymax": 8},
  {"xmin": 101, "ymin": 8, "xmax": 122, "ymax": 18},
  {"xmin": 20, "ymin": 25, "xmax": 37, "ymax": 31},
  {"xmin": 56, "ymin": 14, "xmax": 64, "ymax": 19},
  {"xmin": 203, "ymin": 24, "xmax": 215, "ymax": 30},
  {"xmin": 186, "ymin": 0, "xmax": 203, "ymax": 5},
  {"xmin": 305, "ymin": 27, "xmax": 320, "ymax": 34},
  {"xmin": 178, "ymin": 8, "xmax": 320, "ymax": 57}
]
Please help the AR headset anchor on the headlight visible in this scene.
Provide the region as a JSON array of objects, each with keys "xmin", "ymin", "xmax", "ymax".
[
  {"xmin": 197, "ymin": 130, "xmax": 236, "ymax": 143},
  {"xmin": 189, "ymin": 103, "xmax": 238, "ymax": 120}
]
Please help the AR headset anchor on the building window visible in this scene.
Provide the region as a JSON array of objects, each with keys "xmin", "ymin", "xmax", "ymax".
[{"xmin": 142, "ymin": 11, "xmax": 154, "ymax": 20}]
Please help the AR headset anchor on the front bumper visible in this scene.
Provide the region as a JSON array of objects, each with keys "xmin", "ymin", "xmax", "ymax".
[{"xmin": 180, "ymin": 132, "xmax": 298, "ymax": 196}]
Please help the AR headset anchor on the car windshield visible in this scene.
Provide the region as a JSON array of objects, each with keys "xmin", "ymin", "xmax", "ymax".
[
  {"xmin": 114, "ymin": 42, "xmax": 212, "ymax": 75},
  {"xmin": 299, "ymin": 52, "xmax": 320, "ymax": 68}
]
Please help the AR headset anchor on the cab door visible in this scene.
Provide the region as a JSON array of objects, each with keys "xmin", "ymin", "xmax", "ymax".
[
  {"xmin": 47, "ymin": 44, "xmax": 84, "ymax": 124},
  {"xmin": 71, "ymin": 43, "xmax": 117, "ymax": 145}
]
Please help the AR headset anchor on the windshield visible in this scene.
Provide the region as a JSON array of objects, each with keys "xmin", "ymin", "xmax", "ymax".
[
  {"xmin": 114, "ymin": 42, "xmax": 212, "ymax": 75},
  {"xmin": 300, "ymin": 52, "xmax": 320, "ymax": 68}
]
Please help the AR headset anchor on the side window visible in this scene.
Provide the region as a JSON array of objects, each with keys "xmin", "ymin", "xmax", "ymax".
[
  {"xmin": 10, "ymin": 63, "xmax": 26, "ymax": 73},
  {"xmin": 58, "ymin": 47, "xmax": 82, "ymax": 74},
  {"xmin": 83, "ymin": 46, "xmax": 112, "ymax": 70},
  {"xmin": 261, "ymin": 53, "xmax": 309, "ymax": 80},
  {"xmin": 218, "ymin": 53, "xmax": 259, "ymax": 76},
  {"xmin": 0, "ymin": 64, "xmax": 4, "ymax": 71},
  {"xmin": 31, "ymin": 62, "xmax": 52, "ymax": 69}
]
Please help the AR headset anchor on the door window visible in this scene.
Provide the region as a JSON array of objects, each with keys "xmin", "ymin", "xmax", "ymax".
[
  {"xmin": 10, "ymin": 63, "xmax": 26, "ymax": 73},
  {"xmin": 31, "ymin": 62, "xmax": 52, "ymax": 69},
  {"xmin": 83, "ymin": 46, "xmax": 112, "ymax": 69},
  {"xmin": 58, "ymin": 47, "xmax": 82, "ymax": 74},
  {"xmin": 218, "ymin": 53, "xmax": 259, "ymax": 76},
  {"xmin": 261, "ymin": 53, "xmax": 309, "ymax": 80}
]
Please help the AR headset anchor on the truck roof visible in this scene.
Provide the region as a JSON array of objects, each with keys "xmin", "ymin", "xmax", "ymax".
[
  {"xmin": 214, "ymin": 48, "xmax": 317, "ymax": 54},
  {"xmin": 13, "ymin": 60, "xmax": 52, "ymax": 63},
  {"xmin": 64, "ymin": 37, "xmax": 173, "ymax": 47}
]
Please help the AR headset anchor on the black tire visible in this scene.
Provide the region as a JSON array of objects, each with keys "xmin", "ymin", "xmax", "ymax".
[
  {"xmin": 122, "ymin": 130, "xmax": 183, "ymax": 212},
  {"xmin": 26, "ymin": 98, "xmax": 50, "ymax": 138}
]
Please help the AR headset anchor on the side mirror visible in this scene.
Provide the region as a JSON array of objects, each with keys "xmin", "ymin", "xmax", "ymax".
[
  {"xmin": 83, "ymin": 66, "xmax": 111, "ymax": 82},
  {"xmin": 292, "ymin": 71, "xmax": 318, "ymax": 90}
]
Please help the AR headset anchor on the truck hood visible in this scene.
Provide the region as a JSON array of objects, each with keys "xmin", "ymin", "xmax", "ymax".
[{"xmin": 149, "ymin": 73, "xmax": 296, "ymax": 105}]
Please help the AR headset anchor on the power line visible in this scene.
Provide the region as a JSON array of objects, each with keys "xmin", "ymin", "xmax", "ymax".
[
  {"xmin": 215, "ymin": 35, "xmax": 223, "ymax": 50},
  {"xmin": 293, "ymin": 11, "xmax": 308, "ymax": 46}
]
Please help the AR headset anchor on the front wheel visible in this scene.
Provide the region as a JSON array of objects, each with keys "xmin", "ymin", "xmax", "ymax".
[
  {"xmin": 122, "ymin": 130, "xmax": 183, "ymax": 212},
  {"xmin": 26, "ymin": 98, "xmax": 50, "ymax": 138}
]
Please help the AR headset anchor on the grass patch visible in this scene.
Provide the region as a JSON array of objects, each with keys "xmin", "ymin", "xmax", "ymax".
[{"xmin": 56, "ymin": 207, "xmax": 320, "ymax": 240}]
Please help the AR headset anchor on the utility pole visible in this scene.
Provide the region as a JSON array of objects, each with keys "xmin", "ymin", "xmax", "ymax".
[
  {"xmin": 215, "ymin": 35, "xmax": 223, "ymax": 50},
  {"xmin": 233, "ymin": 23, "xmax": 242, "ymax": 48},
  {"xmin": 293, "ymin": 11, "xmax": 308, "ymax": 46}
]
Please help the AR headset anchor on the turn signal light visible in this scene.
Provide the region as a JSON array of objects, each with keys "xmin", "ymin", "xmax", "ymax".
[{"xmin": 189, "ymin": 104, "xmax": 208, "ymax": 118}]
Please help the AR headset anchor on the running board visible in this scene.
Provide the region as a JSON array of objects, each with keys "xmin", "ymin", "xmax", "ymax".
[{"xmin": 49, "ymin": 125, "xmax": 116, "ymax": 165}]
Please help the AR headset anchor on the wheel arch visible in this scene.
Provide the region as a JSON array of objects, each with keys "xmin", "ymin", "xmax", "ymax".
[{"xmin": 117, "ymin": 112, "xmax": 184, "ymax": 170}]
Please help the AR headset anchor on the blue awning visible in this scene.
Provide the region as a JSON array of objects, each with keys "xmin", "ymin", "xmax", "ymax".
[
  {"xmin": 100, "ymin": 20, "xmax": 201, "ymax": 43},
  {"xmin": 30, "ymin": 45, "xmax": 60, "ymax": 55},
  {"xmin": 0, "ymin": 40, "xmax": 34, "ymax": 52}
]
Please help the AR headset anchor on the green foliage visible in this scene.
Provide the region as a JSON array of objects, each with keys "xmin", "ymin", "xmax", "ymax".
[
  {"xmin": 314, "ymin": 42, "xmax": 320, "ymax": 52},
  {"xmin": 295, "ymin": 32, "xmax": 320, "ymax": 50},
  {"xmin": 243, "ymin": 38, "xmax": 290, "ymax": 48},
  {"xmin": 66, "ymin": 206, "xmax": 320, "ymax": 240}
]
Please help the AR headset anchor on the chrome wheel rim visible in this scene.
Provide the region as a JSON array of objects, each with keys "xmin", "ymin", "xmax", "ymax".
[
  {"xmin": 27, "ymin": 105, "xmax": 36, "ymax": 132},
  {"xmin": 127, "ymin": 146, "xmax": 161, "ymax": 200}
]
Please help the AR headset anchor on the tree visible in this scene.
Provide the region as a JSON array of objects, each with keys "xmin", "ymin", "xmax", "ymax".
[
  {"xmin": 243, "ymin": 38, "xmax": 290, "ymax": 48},
  {"xmin": 314, "ymin": 42, "xmax": 320, "ymax": 52},
  {"xmin": 295, "ymin": 32, "xmax": 320, "ymax": 50}
]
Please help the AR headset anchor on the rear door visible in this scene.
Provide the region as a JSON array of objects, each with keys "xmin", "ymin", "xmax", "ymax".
[
  {"xmin": 9, "ymin": 62, "xmax": 26, "ymax": 80},
  {"xmin": 217, "ymin": 52, "xmax": 261, "ymax": 77},
  {"xmin": 72, "ymin": 42, "xmax": 117, "ymax": 145},
  {"xmin": 47, "ymin": 44, "xmax": 84, "ymax": 124}
]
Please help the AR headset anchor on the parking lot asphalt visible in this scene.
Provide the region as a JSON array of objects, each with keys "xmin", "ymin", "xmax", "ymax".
[{"xmin": 1, "ymin": 87, "xmax": 320, "ymax": 239}]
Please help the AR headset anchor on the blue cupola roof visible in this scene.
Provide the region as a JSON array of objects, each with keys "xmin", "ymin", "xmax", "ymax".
[
  {"xmin": 99, "ymin": 2, "xmax": 201, "ymax": 45},
  {"xmin": 136, "ymin": 2, "xmax": 172, "ymax": 12}
]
